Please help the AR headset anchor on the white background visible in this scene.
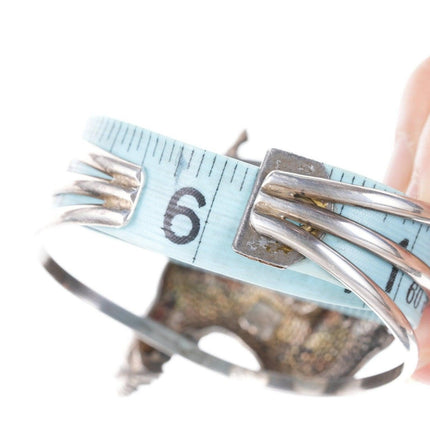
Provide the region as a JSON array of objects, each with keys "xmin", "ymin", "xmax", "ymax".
[{"xmin": 1, "ymin": 1, "xmax": 430, "ymax": 429}]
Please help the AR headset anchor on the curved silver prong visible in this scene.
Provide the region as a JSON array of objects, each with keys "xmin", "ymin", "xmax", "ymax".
[
  {"xmin": 50, "ymin": 143, "xmax": 144, "ymax": 228},
  {"xmin": 40, "ymin": 249, "xmax": 405, "ymax": 394},
  {"xmin": 249, "ymin": 211, "xmax": 417, "ymax": 377},
  {"xmin": 40, "ymin": 135, "xmax": 424, "ymax": 395},
  {"xmin": 254, "ymin": 193, "xmax": 430, "ymax": 290},
  {"xmin": 78, "ymin": 143, "xmax": 142, "ymax": 187},
  {"xmin": 46, "ymin": 145, "xmax": 144, "ymax": 228},
  {"xmin": 52, "ymin": 205, "xmax": 129, "ymax": 227},
  {"xmin": 55, "ymin": 173, "xmax": 138, "ymax": 209},
  {"xmin": 262, "ymin": 171, "xmax": 430, "ymax": 224}
]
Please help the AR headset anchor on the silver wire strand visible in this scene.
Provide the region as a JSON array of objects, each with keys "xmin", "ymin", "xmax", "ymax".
[
  {"xmin": 254, "ymin": 192, "xmax": 430, "ymax": 290},
  {"xmin": 39, "ymin": 144, "xmax": 430, "ymax": 394},
  {"xmin": 262, "ymin": 170, "xmax": 430, "ymax": 224}
]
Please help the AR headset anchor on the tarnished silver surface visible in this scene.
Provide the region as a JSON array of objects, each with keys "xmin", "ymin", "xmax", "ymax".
[
  {"xmin": 250, "ymin": 212, "xmax": 417, "ymax": 379},
  {"xmin": 39, "ymin": 136, "xmax": 429, "ymax": 395},
  {"xmin": 41, "ymin": 253, "xmax": 399, "ymax": 395},
  {"xmin": 52, "ymin": 143, "xmax": 144, "ymax": 228},
  {"xmin": 118, "ymin": 261, "xmax": 393, "ymax": 395},
  {"xmin": 254, "ymin": 191, "xmax": 430, "ymax": 290},
  {"xmin": 232, "ymin": 147, "xmax": 430, "ymax": 391},
  {"xmin": 263, "ymin": 170, "xmax": 430, "ymax": 224},
  {"xmin": 233, "ymin": 148, "xmax": 332, "ymax": 268}
]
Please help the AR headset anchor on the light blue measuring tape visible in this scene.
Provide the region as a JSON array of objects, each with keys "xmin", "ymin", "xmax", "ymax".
[{"xmin": 60, "ymin": 116, "xmax": 430, "ymax": 329}]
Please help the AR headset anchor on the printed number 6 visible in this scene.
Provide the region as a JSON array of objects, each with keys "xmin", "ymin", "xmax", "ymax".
[{"xmin": 163, "ymin": 187, "xmax": 206, "ymax": 244}]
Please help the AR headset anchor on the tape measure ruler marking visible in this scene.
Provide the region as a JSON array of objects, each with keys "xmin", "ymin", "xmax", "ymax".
[{"xmin": 58, "ymin": 116, "xmax": 430, "ymax": 328}]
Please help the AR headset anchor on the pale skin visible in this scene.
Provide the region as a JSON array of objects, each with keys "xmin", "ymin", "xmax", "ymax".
[{"xmin": 385, "ymin": 57, "xmax": 430, "ymax": 383}]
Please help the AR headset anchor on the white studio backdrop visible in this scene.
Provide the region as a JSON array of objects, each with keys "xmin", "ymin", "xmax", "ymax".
[{"xmin": 1, "ymin": 1, "xmax": 430, "ymax": 429}]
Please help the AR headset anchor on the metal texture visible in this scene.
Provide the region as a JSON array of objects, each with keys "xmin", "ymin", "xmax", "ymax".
[
  {"xmin": 52, "ymin": 143, "xmax": 144, "ymax": 228},
  {"xmin": 232, "ymin": 148, "xmax": 332, "ymax": 268},
  {"xmin": 119, "ymin": 261, "xmax": 393, "ymax": 395},
  {"xmin": 250, "ymin": 212, "xmax": 417, "ymax": 380},
  {"xmin": 254, "ymin": 192, "xmax": 430, "ymax": 290},
  {"xmin": 39, "ymin": 134, "xmax": 430, "ymax": 395},
  {"xmin": 263, "ymin": 170, "xmax": 430, "ymax": 225},
  {"xmin": 232, "ymin": 148, "xmax": 430, "ymax": 392},
  {"xmin": 117, "ymin": 137, "xmax": 393, "ymax": 395},
  {"xmin": 41, "ymin": 252, "xmax": 400, "ymax": 395}
]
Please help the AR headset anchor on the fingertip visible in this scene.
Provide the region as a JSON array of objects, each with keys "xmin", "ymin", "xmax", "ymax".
[
  {"xmin": 412, "ymin": 362, "xmax": 430, "ymax": 384},
  {"xmin": 406, "ymin": 114, "xmax": 430, "ymax": 203},
  {"xmin": 384, "ymin": 138, "xmax": 414, "ymax": 192},
  {"xmin": 385, "ymin": 56, "xmax": 430, "ymax": 191},
  {"xmin": 413, "ymin": 304, "xmax": 430, "ymax": 383}
]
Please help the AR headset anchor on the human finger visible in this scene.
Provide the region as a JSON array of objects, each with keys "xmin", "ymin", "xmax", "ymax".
[
  {"xmin": 413, "ymin": 304, "xmax": 430, "ymax": 383},
  {"xmin": 406, "ymin": 113, "xmax": 430, "ymax": 201},
  {"xmin": 385, "ymin": 57, "xmax": 430, "ymax": 191}
]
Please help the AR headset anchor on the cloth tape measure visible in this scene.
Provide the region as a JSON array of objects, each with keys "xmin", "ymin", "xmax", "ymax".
[{"xmin": 57, "ymin": 116, "xmax": 430, "ymax": 329}]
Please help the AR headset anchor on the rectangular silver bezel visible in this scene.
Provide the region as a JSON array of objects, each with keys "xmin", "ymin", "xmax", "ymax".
[{"xmin": 232, "ymin": 148, "xmax": 330, "ymax": 268}]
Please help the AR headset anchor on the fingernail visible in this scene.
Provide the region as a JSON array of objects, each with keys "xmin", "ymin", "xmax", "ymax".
[
  {"xmin": 419, "ymin": 180, "xmax": 430, "ymax": 202},
  {"xmin": 406, "ymin": 180, "xmax": 419, "ymax": 199},
  {"xmin": 417, "ymin": 348, "xmax": 430, "ymax": 369}
]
